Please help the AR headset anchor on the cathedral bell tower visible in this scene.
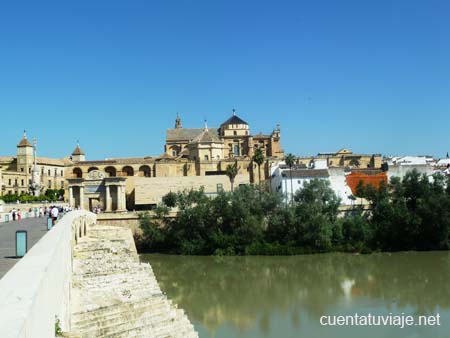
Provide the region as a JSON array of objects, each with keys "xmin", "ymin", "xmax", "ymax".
[
  {"xmin": 16, "ymin": 130, "xmax": 33, "ymax": 175},
  {"xmin": 175, "ymin": 113, "xmax": 182, "ymax": 129}
]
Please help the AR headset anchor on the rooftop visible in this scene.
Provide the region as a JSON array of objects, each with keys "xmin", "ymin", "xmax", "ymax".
[
  {"xmin": 166, "ymin": 128, "xmax": 219, "ymax": 142},
  {"xmin": 220, "ymin": 114, "xmax": 248, "ymax": 126},
  {"xmin": 282, "ymin": 169, "xmax": 330, "ymax": 178}
]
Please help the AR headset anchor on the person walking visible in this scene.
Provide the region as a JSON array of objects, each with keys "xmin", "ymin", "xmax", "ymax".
[
  {"xmin": 34, "ymin": 207, "xmax": 38, "ymax": 218},
  {"xmin": 17, "ymin": 209, "xmax": 21, "ymax": 221},
  {"xmin": 39, "ymin": 207, "xmax": 43, "ymax": 217},
  {"xmin": 51, "ymin": 206, "xmax": 59, "ymax": 225},
  {"xmin": 12, "ymin": 208, "xmax": 16, "ymax": 221}
]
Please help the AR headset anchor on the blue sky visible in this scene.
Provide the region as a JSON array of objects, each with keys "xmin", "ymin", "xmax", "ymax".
[{"xmin": 0, "ymin": 0, "xmax": 449, "ymax": 159}]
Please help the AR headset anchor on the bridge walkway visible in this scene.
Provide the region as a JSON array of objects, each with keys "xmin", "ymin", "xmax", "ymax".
[{"xmin": 0, "ymin": 217, "xmax": 48, "ymax": 279}]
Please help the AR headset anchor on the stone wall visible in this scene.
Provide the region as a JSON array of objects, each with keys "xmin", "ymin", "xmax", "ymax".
[
  {"xmin": 96, "ymin": 212, "xmax": 141, "ymax": 232},
  {"xmin": 70, "ymin": 223, "xmax": 198, "ymax": 337},
  {"xmin": 134, "ymin": 174, "xmax": 250, "ymax": 205},
  {"xmin": 0, "ymin": 210, "xmax": 96, "ymax": 337}
]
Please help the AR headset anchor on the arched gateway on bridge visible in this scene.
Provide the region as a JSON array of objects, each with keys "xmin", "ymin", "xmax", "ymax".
[{"xmin": 67, "ymin": 170, "xmax": 127, "ymax": 212}]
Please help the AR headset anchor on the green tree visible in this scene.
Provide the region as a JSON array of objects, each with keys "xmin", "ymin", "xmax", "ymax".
[
  {"xmin": 225, "ymin": 161, "xmax": 238, "ymax": 192},
  {"xmin": 349, "ymin": 158, "xmax": 360, "ymax": 167},
  {"xmin": 162, "ymin": 191, "xmax": 177, "ymax": 207},
  {"xmin": 138, "ymin": 207, "xmax": 169, "ymax": 252},
  {"xmin": 252, "ymin": 148, "xmax": 265, "ymax": 190},
  {"xmin": 293, "ymin": 179, "xmax": 341, "ymax": 251},
  {"xmin": 284, "ymin": 153, "xmax": 296, "ymax": 205}
]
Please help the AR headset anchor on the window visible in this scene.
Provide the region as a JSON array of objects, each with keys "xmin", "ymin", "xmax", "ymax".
[
  {"xmin": 15, "ymin": 179, "xmax": 18, "ymax": 186},
  {"xmin": 61, "ymin": 170, "xmax": 63, "ymax": 176},
  {"xmin": 233, "ymin": 144, "xmax": 240, "ymax": 156},
  {"xmin": 61, "ymin": 181, "xmax": 64, "ymax": 188},
  {"xmin": 28, "ymin": 167, "xmax": 31, "ymax": 173},
  {"xmin": 48, "ymin": 169, "xmax": 51, "ymax": 176},
  {"xmin": 21, "ymin": 168, "xmax": 24, "ymax": 172},
  {"xmin": 8, "ymin": 179, "xmax": 11, "ymax": 185},
  {"xmin": 172, "ymin": 151, "xmax": 177, "ymax": 156},
  {"xmin": 217, "ymin": 183, "xmax": 223, "ymax": 193},
  {"xmin": 21, "ymin": 179, "xmax": 24, "ymax": 186},
  {"xmin": 204, "ymin": 155, "xmax": 209, "ymax": 161},
  {"xmin": 233, "ymin": 131, "xmax": 237, "ymax": 136},
  {"xmin": 48, "ymin": 180, "xmax": 51, "ymax": 188}
]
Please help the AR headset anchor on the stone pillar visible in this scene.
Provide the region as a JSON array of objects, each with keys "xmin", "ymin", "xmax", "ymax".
[
  {"xmin": 79, "ymin": 186, "xmax": 85, "ymax": 210},
  {"xmin": 117, "ymin": 185, "xmax": 126, "ymax": 211},
  {"xmin": 69, "ymin": 186, "xmax": 74, "ymax": 207},
  {"xmin": 105, "ymin": 185, "xmax": 111, "ymax": 212},
  {"xmin": 121, "ymin": 186, "xmax": 127, "ymax": 211}
]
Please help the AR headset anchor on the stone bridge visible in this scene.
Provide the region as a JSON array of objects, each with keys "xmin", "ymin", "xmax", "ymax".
[{"xmin": 0, "ymin": 211, "xmax": 197, "ymax": 338}]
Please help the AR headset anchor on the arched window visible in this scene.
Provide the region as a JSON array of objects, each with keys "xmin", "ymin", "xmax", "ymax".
[
  {"xmin": 87, "ymin": 167, "xmax": 99, "ymax": 173},
  {"xmin": 105, "ymin": 166, "xmax": 117, "ymax": 177},
  {"xmin": 122, "ymin": 166, "xmax": 134, "ymax": 177},
  {"xmin": 139, "ymin": 165, "xmax": 151, "ymax": 177},
  {"xmin": 73, "ymin": 168, "xmax": 82, "ymax": 178}
]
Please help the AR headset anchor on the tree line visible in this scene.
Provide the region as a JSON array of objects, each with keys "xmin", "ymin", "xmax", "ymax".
[
  {"xmin": 0, "ymin": 189, "xmax": 65, "ymax": 203},
  {"xmin": 136, "ymin": 169, "xmax": 450, "ymax": 255}
]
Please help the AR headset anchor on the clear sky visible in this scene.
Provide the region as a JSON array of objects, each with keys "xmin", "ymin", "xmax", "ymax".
[{"xmin": 0, "ymin": 0, "xmax": 449, "ymax": 160}]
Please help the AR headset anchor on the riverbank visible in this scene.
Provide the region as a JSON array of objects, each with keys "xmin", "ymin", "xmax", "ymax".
[{"xmin": 136, "ymin": 172, "xmax": 450, "ymax": 256}]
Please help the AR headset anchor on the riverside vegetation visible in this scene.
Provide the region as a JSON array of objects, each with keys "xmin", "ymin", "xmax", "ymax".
[
  {"xmin": 136, "ymin": 169, "xmax": 450, "ymax": 255},
  {"xmin": 0, "ymin": 189, "xmax": 65, "ymax": 203}
]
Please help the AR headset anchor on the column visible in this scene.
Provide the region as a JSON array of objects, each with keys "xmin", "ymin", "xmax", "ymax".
[
  {"xmin": 105, "ymin": 185, "xmax": 111, "ymax": 212},
  {"xmin": 118, "ymin": 185, "xmax": 126, "ymax": 211},
  {"xmin": 79, "ymin": 186, "xmax": 85, "ymax": 210},
  {"xmin": 121, "ymin": 186, "xmax": 127, "ymax": 211},
  {"xmin": 69, "ymin": 186, "xmax": 74, "ymax": 207}
]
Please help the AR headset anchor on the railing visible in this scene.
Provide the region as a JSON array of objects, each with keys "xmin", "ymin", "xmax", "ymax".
[{"xmin": 0, "ymin": 210, "xmax": 96, "ymax": 338}]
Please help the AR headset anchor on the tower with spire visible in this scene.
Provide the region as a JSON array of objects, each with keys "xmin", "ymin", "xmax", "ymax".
[
  {"xmin": 175, "ymin": 114, "xmax": 182, "ymax": 129},
  {"xmin": 71, "ymin": 141, "xmax": 86, "ymax": 162},
  {"xmin": 16, "ymin": 130, "xmax": 34, "ymax": 175}
]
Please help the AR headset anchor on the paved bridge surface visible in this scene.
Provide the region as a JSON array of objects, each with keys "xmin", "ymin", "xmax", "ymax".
[{"xmin": 0, "ymin": 217, "xmax": 48, "ymax": 279}]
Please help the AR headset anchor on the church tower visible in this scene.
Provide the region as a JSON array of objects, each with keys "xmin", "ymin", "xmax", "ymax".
[
  {"xmin": 16, "ymin": 130, "xmax": 33, "ymax": 175},
  {"xmin": 175, "ymin": 113, "xmax": 182, "ymax": 129},
  {"xmin": 71, "ymin": 142, "xmax": 86, "ymax": 162}
]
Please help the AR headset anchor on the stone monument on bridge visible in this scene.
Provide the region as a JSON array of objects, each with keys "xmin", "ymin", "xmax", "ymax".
[{"xmin": 67, "ymin": 170, "xmax": 127, "ymax": 212}]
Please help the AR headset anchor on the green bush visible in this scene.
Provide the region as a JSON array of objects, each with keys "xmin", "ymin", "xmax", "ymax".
[{"xmin": 138, "ymin": 172, "xmax": 450, "ymax": 255}]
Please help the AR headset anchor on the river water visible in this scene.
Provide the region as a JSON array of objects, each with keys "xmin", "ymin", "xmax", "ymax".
[{"xmin": 140, "ymin": 252, "xmax": 450, "ymax": 338}]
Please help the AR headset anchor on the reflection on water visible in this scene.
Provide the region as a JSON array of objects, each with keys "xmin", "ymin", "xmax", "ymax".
[{"xmin": 141, "ymin": 252, "xmax": 450, "ymax": 338}]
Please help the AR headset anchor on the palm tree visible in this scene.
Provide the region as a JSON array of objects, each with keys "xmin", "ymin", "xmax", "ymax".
[
  {"xmin": 225, "ymin": 161, "xmax": 238, "ymax": 192},
  {"xmin": 285, "ymin": 153, "xmax": 296, "ymax": 204},
  {"xmin": 252, "ymin": 148, "xmax": 265, "ymax": 191},
  {"xmin": 349, "ymin": 158, "xmax": 360, "ymax": 168}
]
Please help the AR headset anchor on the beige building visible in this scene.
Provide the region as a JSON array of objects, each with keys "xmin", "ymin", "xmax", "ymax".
[
  {"xmin": 165, "ymin": 111, "xmax": 284, "ymax": 160},
  {"xmin": 296, "ymin": 148, "xmax": 382, "ymax": 169},
  {"xmin": 0, "ymin": 112, "xmax": 283, "ymax": 211},
  {"xmin": 0, "ymin": 132, "xmax": 69, "ymax": 196},
  {"xmin": 67, "ymin": 112, "xmax": 281, "ymax": 209}
]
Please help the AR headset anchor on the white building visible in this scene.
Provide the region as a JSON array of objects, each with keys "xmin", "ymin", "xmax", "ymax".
[
  {"xmin": 387, "ymin": 156, "xmax": 435, "ymax": 166},
  {"xmin": 436, "ymin": 158, "xmax": 450, "ymax": 167},
  {"xmin": 271, "ymin": 163, "xmax": 354, "ymax": 206}
]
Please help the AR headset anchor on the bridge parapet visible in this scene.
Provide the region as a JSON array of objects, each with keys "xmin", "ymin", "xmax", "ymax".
[{"xmin": 0, "ymin": 210, "xmax": 96, "ymax": 338}]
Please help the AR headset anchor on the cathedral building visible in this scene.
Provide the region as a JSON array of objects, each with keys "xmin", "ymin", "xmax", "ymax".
[
  {"xmin": 165, "ymin": 110, "xmax": 284, "ymax": 160},
  {"xmin": 0, "ymin": 111, "xmax": 284, "ymax": 211}
]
